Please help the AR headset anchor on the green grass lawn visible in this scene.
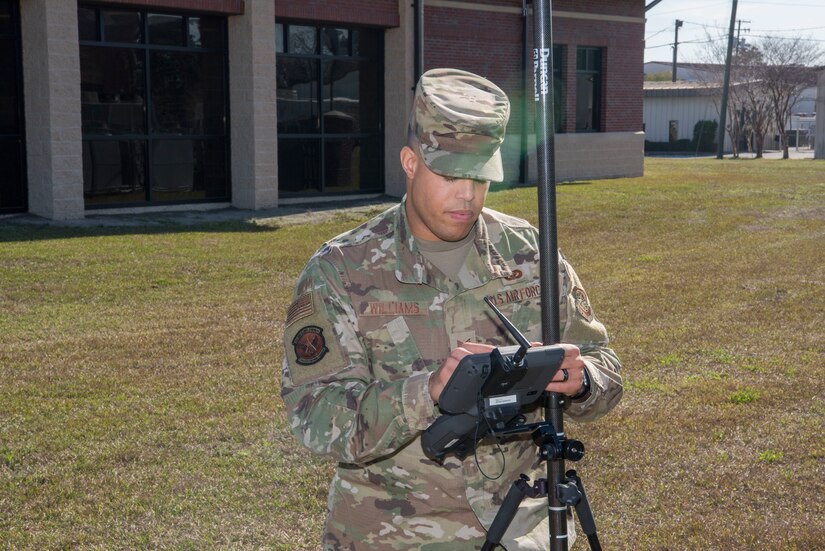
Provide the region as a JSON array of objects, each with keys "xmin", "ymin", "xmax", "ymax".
[{"xmin": 1, "ymin": 157, "xmax": 823, "ymax": 549}]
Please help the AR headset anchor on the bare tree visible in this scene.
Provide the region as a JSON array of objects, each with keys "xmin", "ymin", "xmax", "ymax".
[
  {"xmin": 755, "ymin": 36, "xmax": 823, "ymax": 159},
  {"xmin": 734, "ymin": 45, "xmax": 772, "ymax": 158},
  {"xmin": 698, "ymin": 35, "xmax": 748, "ymax": 157}
]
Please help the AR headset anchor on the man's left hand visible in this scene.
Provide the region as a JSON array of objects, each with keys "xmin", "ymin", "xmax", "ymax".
[{"xmin": 546, "ymin": 343, "xmax": 588, "ymax": 396}]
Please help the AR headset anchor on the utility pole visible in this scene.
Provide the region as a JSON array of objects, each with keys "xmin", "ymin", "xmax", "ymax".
[
  {"xmin": 671, "ymin": 19, "xmax": 683, "ymax": 82},
  {"xmin": 716, "ymin": 0, "xmax": 738, "ymax": 159},
  {"xmin": 735, "ymin": 19, "xmax": 750, "ymax": 54}
]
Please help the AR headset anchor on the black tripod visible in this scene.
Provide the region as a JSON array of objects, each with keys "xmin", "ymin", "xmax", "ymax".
[{"xmin": 480, "ymin": 413, "xmax": 602, "ymax": 551}]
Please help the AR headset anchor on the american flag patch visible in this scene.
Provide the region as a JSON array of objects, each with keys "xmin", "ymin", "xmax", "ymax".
[{"xmin": 286, "ymin": 292, "xmax": 314, "ymax": 326}]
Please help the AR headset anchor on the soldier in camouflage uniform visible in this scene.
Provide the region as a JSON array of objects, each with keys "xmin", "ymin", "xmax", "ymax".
[{"xmin": 281, "ymin": 68, "xmax": 623, "ymax": 550}]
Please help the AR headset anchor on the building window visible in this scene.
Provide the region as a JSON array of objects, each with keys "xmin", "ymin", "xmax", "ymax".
[
  {"xmin": 575, "ymin": 47, "xmax": 602, "ymax": 132},
  {"xmin": 276, "ymin": 23, "xmax": 383, "ymax": 196},
  {"xmin": 0, "ymin": 0, "xmax": 26, "ymax": 214},
  {"xmin": 669, "ymin": 120, "xmax": 678, "ymax": 143},
  {"xmin": 78, "ymin": 5, "xmax": 229, "ymax": 207},
  {"xmin": 553, "ymin": 45, "xmax": 565, "ymax": 133}
]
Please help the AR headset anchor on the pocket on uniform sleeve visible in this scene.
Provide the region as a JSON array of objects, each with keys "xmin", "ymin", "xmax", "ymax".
[{"xmin": 364, "ymin": 316, "xmax": 424, "ymax": 381}]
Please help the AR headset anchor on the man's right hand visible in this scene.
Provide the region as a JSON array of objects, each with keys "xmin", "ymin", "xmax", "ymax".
[{"xmin": 428, "ymin": 342, "xmax": 497, "ymax": 403}]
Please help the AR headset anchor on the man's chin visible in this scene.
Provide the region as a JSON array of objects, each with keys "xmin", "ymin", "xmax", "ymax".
[{"xmin": 436, "ymin": 225, "xmax": 475, "ymax": 242}]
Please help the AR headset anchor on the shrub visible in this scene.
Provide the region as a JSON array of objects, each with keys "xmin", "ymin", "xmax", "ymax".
[{"xmin": 692, "ymin": 120, "xmax": 718, "ymax": 152}]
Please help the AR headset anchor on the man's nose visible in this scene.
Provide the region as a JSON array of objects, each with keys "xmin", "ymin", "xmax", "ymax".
[{"xmin": 455, "ymin": 178, "xmax": 475, "ymax": 201}]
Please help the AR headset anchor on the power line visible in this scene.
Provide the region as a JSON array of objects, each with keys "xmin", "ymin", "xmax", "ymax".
[
  {"xmin": 682, "ymin": 19, "xmax": 825, "ymax": 33},
  {"xmin": 745, "ymin": 1, "xmax": 825, "ymax": 7},
  {"xmin": 645, "ymin": 25, "xmax": 672, "ymax": 41},
  {"xmin": 748, "ymin": 25, "xmax": 825, "ymax": 33},
  {"xmin": 745, "ymin": 33, "xmax": 825, "ymax": 43},
  {"xmin": 645, "ymin": 36, "xmax": 726, "ymax": 50},
  {"xmin": 647, "ymin": 33, "xmax": 825, "ymax": 51}
]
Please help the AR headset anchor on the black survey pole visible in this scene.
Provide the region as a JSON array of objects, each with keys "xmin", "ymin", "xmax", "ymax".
[
  {"xmin": 414, "ymin": 0, "xmax": 424, "ymax": 84},
  {"xmin": 532, "ymin": 1, "xmax": 566, "ymax": 549},
  {"xmin": 716, "ymin": 0, "xmax": 738, "ymax": 159}
]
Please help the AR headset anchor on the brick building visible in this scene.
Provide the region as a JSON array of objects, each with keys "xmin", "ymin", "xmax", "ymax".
[{"xmin": 0, "ymin": 0, "xmax": 644, "ymax": 220}]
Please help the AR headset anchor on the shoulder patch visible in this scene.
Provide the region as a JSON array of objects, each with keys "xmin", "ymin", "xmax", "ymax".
[
  {"xmin": 292, "ymin": 325, "xmax": 329, "ymax": 365},
  {"xmin": 572, "ymin": 286, "xmax": 594, "ymax": 321}
]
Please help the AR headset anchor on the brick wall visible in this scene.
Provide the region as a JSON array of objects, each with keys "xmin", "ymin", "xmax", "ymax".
[
  {"xmin": 274, "ymin": 0, "xmax": 399, "ymax": 28},
  {"xmin": 554, "ymin": 0, "xmax": 644, "ymax": 18},
  {"xmin": 424, "ymin": 3, "xmax": 526, "ymax": 140},
  {"xmin": 551, "ymin": 16, "xmax": 644, "ymax": 133}
]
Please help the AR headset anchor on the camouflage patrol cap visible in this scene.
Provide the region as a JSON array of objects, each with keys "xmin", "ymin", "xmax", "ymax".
[{"xmin": 410, "ymin": 68, "xmax": 510, "ymax": 182}]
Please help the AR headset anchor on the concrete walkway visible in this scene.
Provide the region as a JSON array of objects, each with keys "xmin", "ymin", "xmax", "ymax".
[
  {"xmin": 737, "ymin": 148, "xmax": 816, "ymax": 160},
  {"xmin": 0, "ymin": 197, "xmax": 399, "ymax": 229},
  {"xmin": 648, "ymin": 148, "xmax": 817, "ymax": 160}
]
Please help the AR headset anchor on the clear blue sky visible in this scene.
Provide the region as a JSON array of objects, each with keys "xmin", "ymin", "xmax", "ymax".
[{"xmin": 644, "ymin": 0, "xmax": 825, "ymax": 64}]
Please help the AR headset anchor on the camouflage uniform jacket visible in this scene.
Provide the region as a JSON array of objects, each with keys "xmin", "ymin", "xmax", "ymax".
[{"xmin": 281, "ymin": 200, "xmax": 622, "ymax": 550}]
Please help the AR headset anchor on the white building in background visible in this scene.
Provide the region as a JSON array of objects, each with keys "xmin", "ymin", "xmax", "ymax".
[
  {"xmin": 645, "ymin": 62, "xmax": 819, "ymax": 154},
  {"xmin": 643, "ymin": 81, "xmax": 733, "ymax": 153},
  {"xmin": 793, "ymin": 86, "xmax": 818, "ymax": 116}
]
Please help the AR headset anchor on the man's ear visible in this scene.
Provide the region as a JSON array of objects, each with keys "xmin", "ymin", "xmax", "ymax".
[{"xmin": 399, "ymin": 146, "xmax": 418, "ymax": 181}]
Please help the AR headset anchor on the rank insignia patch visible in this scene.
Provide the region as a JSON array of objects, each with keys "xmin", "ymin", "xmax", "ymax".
[
  {"xmin": 292, "ymin": 325, "xmax": 329, "ymax": 365},
  {"xmin": 572, "ymin": 287, "xmax": 594, "ymax": 321}
]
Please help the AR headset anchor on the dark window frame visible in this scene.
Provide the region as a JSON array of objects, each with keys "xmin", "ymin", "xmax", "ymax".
[
  {"xmin": 0, "ymin": 0, "xmax": 27, "ymax": 214},
  {"xmin": 575, "ymin": 46, "xmax": 603, "ymax": 133},
  {"xmin": 552, "ymin": 44, "xmax": 565, "ymax": 134},
  {"xmin": 79, "ymin": 3, "xmax": 231, "ymax": 208},
  {"xmin": 276, "ymin": 22, "xmax": 384, "ymax": 197}
]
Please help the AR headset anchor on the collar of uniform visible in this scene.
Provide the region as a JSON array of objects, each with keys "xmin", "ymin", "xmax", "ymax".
[{"xmin": 393, "ymin": 199, "xmax": 513, "ymax": 287}]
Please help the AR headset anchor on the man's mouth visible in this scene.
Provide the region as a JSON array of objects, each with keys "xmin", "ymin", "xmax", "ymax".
[{"xmin": 447, "ymin": 210, "xmax": 474, "ymax": 222}]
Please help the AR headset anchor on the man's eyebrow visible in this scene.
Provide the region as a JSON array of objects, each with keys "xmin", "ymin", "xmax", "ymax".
[{"xmin": 443, "ymin": 175, "xmax": 487, "ymax": 184}]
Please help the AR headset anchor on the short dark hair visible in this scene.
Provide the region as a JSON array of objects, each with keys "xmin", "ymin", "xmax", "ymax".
[{"xmin": 407, "ymin": 125, "xmax": 418, "ymax": 150}]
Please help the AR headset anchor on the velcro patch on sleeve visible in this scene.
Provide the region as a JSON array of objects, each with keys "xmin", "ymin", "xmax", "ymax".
[
  {"xmin": 572, "ymin": 286, "xmax": 594, "ymax": 321},
  {"xmin": 286, "ymin": 292, "xmax": 314, "ymax": 327},
  {"xmin": 283, "ymin": 292, "xmax": 349, "ymax": 387}
]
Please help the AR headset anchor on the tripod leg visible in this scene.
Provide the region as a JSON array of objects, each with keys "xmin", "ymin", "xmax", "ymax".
[
  {"xmin": 482, "ymin": 475, "xmax": 538, "ymax": 551},
  {"xmin": 566, "ymin": 470, "xmax": 602, "ymax": 551}
]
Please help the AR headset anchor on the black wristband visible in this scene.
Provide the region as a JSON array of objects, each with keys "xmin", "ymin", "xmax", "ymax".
[{"xmin": 570, "ymin": 367, "xmax": 591, "ymax": 402}]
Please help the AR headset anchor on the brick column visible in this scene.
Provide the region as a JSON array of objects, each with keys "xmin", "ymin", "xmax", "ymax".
[
  {"xmin": 228, "ymin": 2, "xmax": 279, "ymax": 210},
  {"xmin": 382, "ymin": 0, "xmax": 415, "ymax": 198},
  {"xmin": 20, "ymin": 0, "xmax": 84, "ymax": 220}
]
